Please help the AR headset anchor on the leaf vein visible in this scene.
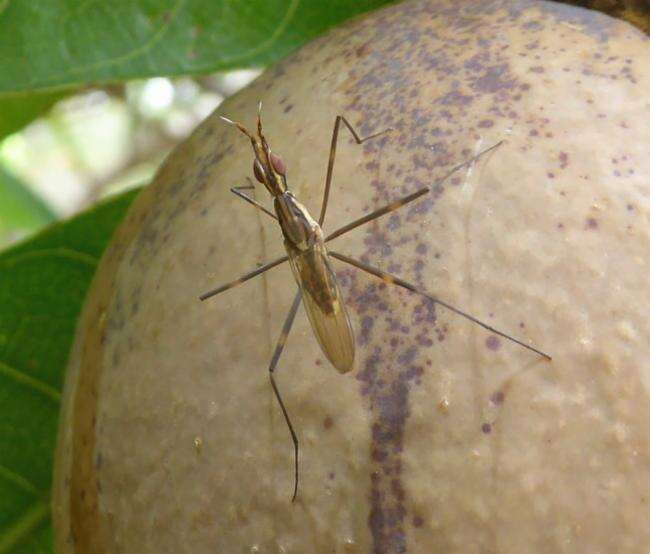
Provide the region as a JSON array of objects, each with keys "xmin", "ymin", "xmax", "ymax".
[
  {"xmin": 0, "ymin": 247, "xmax": 98, "ymax": 268},
  {"xmin": 55, "ymin": 0, "xmax": 186, "ymax": 80},
  {"xmin": 187, "ymin": 0, "xmax": 302, "ymax": 71},
  {"xmin": 0, "ymin": 463, "xmax": 39, "ymax": 496},
  {"xmin": 0, "ymin": 499, "xmax": 50, "ymax": 553},
  {"xmin": 0, "ymin": 359, "xmax": 61, "ymax": 403}
]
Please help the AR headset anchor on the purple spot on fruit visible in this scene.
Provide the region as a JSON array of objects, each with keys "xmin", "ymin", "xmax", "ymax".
[
  {"xmin": 397, "ymin": 347, "xmax": 417, "ymax": 365},
  {"xmin": 586, "ymin": 217, "xmax": 599, "ymax": 229},
  {"xmin": 372, "ymin": 448, "xmax": 388, "ymax": 462},
  {"xmin": 356, "ymin": 42, "xmax": 372, "ymax": 57},
  {"xmin": 491, "ymin": 390, "xmax": 506, "ymax": 405},
  {"xmin": 482, "ymin": 423, "xmax": 492, "ymax": 434},
  {"xmin": 477, "ymin": 119, "xmax": 494, "ymax": 128},
  {"xmin": 437, "ymin": 90, "xmax": 474, "ymax": 107},
  {"xmin": 360, "ymin": 316, "xmax": 375, "ymax": 346},
  {"xmin": 559, "ymin": 151, "xmax": 569, "ymax": 169},
  {"xmin": 471, "ymin": 63, "xmax": 517, "ymax": 94},
  {"xmin": 486, "ymin": 335, "xmax": 501, "ymax": 351},
  {"xmin": 547, "ymin": 172, "xmax": 555, "ymax": 179}
]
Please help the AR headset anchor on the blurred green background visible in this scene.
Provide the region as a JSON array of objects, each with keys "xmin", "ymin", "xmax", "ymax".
[{"xmin": 0, "ymin": 70, "xmax": 258, "ymax": 249}]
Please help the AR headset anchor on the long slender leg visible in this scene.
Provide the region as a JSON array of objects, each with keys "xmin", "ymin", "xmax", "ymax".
[
  {"xmin": 326, "ymin": 188, "xmax": 429, "ymax": 242},
  {"xmin": 329, "ymin": 251, "xmax": 551, "ymax": 360},
  {"xmin": 325, "ymin": 141, "xmax": 504, "ymax": 242},
  {"xmin": 268, "ymin": 289, "xmax": 303, "ymax": 502},
  {"xmin": 435, "ymin": 140, "xmax": 503, "ymax": 185},
  {"xmin": 199, "ymin": 256, "xmax": 288, "ymax": 300},
  {"xmin": 231, "ymin": 179, "xmax": 277, "ymax": 220},
  {"xmin": 319, "ymin": 116, "xmax": 392, "ymax": 226}
]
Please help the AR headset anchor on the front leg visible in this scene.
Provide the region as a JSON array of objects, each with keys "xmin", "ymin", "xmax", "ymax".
[{"xmin": 230, "ymin": 178, "xmax": 277, "ymax": 220}]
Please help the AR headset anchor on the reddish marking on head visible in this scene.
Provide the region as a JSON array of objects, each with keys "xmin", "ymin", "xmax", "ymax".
[{"xmin": 323, "ymin": 416, "xmax": 334, "ymax": 430}]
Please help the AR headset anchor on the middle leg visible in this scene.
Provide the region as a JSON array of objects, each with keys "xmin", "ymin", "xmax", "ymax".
[{"xmin": 230, "ymin": 178, "xmax": 277, "ymax": 220}]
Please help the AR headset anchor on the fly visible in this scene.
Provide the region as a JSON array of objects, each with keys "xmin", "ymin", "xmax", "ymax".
[{"xmin": 200, "ymin": 104, "xmax": 551, "ymax": 502}]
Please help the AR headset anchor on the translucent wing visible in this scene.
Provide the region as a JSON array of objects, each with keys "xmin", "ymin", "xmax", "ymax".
[{"xmin": 287, "ymin": 241, "xmax": 354, "ymax": 373}]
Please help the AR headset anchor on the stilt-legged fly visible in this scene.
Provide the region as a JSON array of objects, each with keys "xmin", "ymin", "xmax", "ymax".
[{"xmin": 200, "ymin": 104, "xmax": 551, "ymax": 502}]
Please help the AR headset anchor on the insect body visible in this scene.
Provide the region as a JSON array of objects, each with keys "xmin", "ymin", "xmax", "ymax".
[
  {"xmin": 287, "ymin": 236, "xmax": 355, "ymax": 372},
  {"xmin": 200, "ymin": 105, "xmax": 551, "ymax": 502}
]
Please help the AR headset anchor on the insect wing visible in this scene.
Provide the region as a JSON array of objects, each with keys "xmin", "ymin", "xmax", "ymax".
[{"xmin": 288, "ymin": 243, "xmax": 355, "ymax": 373}]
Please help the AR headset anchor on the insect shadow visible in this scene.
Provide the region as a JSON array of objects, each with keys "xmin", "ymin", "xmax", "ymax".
[{"xmin": 200, "ymin": 104, "xmax": 551, "ymax": 502}]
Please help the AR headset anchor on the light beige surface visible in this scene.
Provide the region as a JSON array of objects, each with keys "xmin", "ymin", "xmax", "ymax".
[{"xmin": 53, "ymin": 1, "xmax": 650, "ymax": 552}]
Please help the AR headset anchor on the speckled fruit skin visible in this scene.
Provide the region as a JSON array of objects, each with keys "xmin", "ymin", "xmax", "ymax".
[{"xmin": 53, "ymin": 1, "xmax": 650, "ymax": 552}]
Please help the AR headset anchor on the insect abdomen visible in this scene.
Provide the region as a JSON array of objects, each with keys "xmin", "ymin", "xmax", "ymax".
[{"xmin": 286, "ymin": 242, "xmax": 355, "ymax": 373}]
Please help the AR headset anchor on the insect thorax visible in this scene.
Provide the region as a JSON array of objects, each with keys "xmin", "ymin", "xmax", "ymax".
[{"xmin": 274, "ymin": 192, "xmax": 322, "ymax": 252}]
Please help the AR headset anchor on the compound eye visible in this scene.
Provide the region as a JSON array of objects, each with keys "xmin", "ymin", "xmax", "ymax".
[
  {"xmin": 253, "ymin": 159, "xmax": 266, "ymax": 184},
  {"xmin": 270, "ymin": 152, "xmax": 286, "ymax": 176}
]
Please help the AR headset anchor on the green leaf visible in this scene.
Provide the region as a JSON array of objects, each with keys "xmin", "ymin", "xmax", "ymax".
[
  {"xmin": 0, "ymin": 188, "xmax": 139, "ymax": 553},
  {"xmin": 0, "ymin": 165, "xmax": 56, "ymax": 246},
  {"xmin": 0, "ymin": 0, "xmax": 394, "ymax": 95},
  {"xmin": 0, "ymin": 92, "xmax": 66, "ymax": 140}
]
